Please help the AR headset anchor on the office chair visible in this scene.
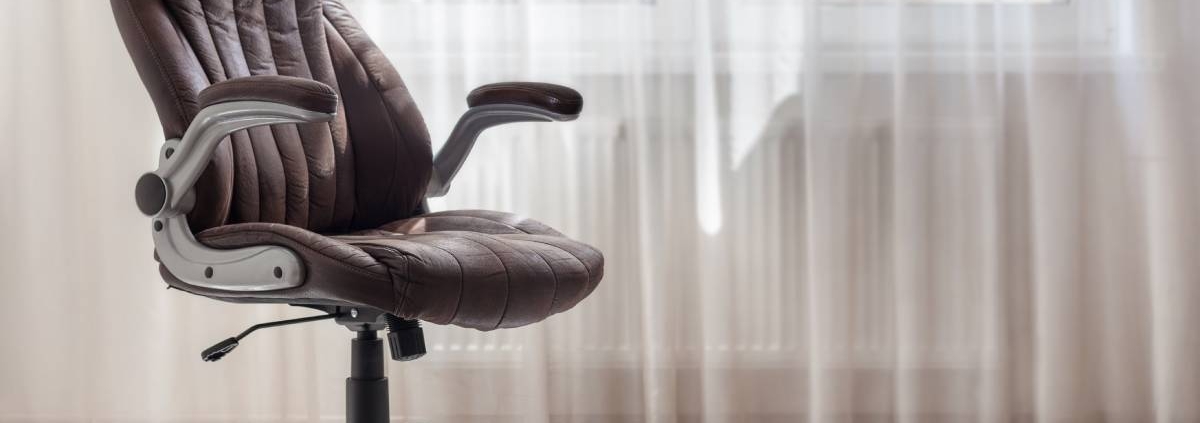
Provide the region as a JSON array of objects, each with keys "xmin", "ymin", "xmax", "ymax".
[{"xmin": 110, "ymin": 1, "xmax": 603, "ymax": 421}]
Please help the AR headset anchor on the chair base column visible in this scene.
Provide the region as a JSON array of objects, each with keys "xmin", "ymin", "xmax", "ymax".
[{"xmin": 346, "ymin": 330, "xmax": 389, "ymax": 423}]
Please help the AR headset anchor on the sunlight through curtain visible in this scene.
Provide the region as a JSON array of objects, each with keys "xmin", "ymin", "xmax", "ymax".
[{"xmin": 0, "ymin": 0, "xmax": 1198, "ymax": 421}]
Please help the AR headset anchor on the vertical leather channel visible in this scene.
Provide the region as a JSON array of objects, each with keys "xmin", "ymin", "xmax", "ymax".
[{"xmin": 110, "ymin": 0, "xmax": 433, "ymax": 233}]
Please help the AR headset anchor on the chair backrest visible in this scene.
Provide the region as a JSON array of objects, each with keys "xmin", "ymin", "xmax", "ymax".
[{"xmin": 112, "ymin": 0, "xmax": 432, "ymax": 233}]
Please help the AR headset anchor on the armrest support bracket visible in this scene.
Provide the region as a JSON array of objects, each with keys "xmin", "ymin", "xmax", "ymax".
[
  {"xmin": 426, "ymin": 104, "xmax": 577, "ymax": 198},
  {"xmin": 137, "ymin": 100, "xmax": 336, "ymax": 291}
]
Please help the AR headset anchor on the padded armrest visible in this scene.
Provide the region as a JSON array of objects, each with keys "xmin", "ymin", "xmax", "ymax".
[
  {"xmin": 199, "ymin": 75, "xmax": 339, "ymax": 114},
  {"xmin": 467, "ymin": 82, "xmax": 583, "ymax": 116}
]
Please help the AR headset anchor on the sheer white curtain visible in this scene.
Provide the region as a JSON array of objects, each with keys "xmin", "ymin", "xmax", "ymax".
[{"xmin": 1, "ymin": 0, "xmax": 1199, "ymax": 421}]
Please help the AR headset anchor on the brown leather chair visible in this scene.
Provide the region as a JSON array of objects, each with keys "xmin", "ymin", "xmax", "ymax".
[{"xmin": 110, "ymin": 1, "xmax": 602, "ymax": 421}]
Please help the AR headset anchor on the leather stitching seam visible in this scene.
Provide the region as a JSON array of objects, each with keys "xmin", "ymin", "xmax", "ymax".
[
  {"xmin": 507, "ymin": 238, "xmax": 561, "ymax": 318},
  {"xmin": 354, "ymin": 243, "xmax": 410, "ymax": 316},
  {"xmin": 456, "ymin": 235, "xmax": 513, "ymax": 331},
  {"xmin": 201, "ymin": 230, "xmax": 388, "ymax": 280},
  {"xmin": 122, "ymin": 0, "xmax": 190, "ymax": 130},
  {"xmin": 357, "ymin": 238, "xmax": 466, "ymax": 325},
  {"xmin": 502, "ymin": 237, "xmax": 594, "ymax": 295}
]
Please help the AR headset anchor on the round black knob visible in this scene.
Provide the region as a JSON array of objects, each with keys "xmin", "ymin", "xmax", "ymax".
[{"xmin": 135, "ymin": 173, "xmax": 168, "ymax": 216}]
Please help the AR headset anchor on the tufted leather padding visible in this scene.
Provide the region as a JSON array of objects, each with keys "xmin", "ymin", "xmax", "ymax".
[
  {"xmin": 162, "ymin": 211, "xmax": 603, "ymax": 330},
  {"xmin": 112, "ymin": 0, "xmax": 432, "ymax": 234}
]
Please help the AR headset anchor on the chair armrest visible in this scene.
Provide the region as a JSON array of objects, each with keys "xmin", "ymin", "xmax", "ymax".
[
  {"xmin": 466, "ymin": 82, "xmax": 583, "ymax": 116},
  {"xmin": 199, "ymin": 75, "xmax": 339, "ymax": 114},
  {"xmin": 135, "ymin": 79, "xmax": 337, "ymax": 292},
  {"xmin": 426, "ymin": 82, "xmax": 583, "ymax": 198}
]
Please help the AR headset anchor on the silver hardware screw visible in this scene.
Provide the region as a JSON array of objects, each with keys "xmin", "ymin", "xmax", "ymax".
[{"xmin": 350, "ymin": 308, "xmax": 359, "ymax": 318}]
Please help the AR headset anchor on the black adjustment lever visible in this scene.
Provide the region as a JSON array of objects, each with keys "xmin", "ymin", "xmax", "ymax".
[
  {"xmin": 385, "ymin": 314, "xmax": 426, "ymax": 361},
  {"xmin": 201, "ymin": 313, "xmax": 340, "ymax": 362}
]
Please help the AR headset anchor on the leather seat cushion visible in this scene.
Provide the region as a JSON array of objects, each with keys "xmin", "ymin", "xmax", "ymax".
[{"xmin": 176, "ymin": 210, "xmax": 602, "ymax": 331}]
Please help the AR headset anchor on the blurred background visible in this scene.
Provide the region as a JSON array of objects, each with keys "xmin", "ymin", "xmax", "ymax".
[{"xmin": 2, "ymin": 0, "xmax": 1200, "ymax": 421}]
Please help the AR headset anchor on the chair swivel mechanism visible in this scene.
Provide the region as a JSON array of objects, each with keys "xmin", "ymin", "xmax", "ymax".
[{"xmin": 110, "ymin": 1, "xmax": 603, "ymax": 421}]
